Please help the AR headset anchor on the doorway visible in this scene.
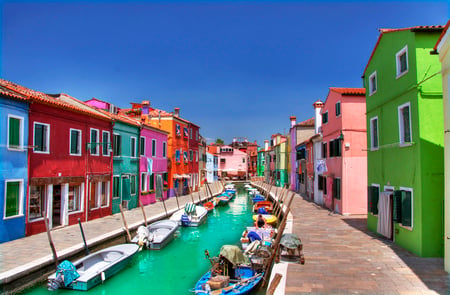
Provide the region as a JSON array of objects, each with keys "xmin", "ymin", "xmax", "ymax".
[{"xmin": 52, "ymin": 184, "xmax": 62, "ymax": 227}]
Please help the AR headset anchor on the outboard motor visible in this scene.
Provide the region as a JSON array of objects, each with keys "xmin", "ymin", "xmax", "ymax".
[
  {"xmin": 181, "ymin": 213, "xmax": 191, "ymax": 226},
  {"xmin": 48, "ymin": 260, "xmax": 80, "ymax": 291}
]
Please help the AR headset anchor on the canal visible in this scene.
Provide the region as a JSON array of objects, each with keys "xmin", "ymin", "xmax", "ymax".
[{"xmin": 25, "ymin": 184, "xmax": 259, "ymax": 295}]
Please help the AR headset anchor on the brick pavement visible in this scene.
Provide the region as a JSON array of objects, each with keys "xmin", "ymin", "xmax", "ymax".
[{"xmin": 284, "ymin": 195, "xmax": 450, "ymax": 295}]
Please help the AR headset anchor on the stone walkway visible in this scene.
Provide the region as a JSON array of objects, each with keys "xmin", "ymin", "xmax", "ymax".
[{"xmin": 284, "ymin": 194, "xmax": 450, "ymax": 294}]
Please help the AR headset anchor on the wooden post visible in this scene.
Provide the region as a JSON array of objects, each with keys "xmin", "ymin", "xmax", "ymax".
[
  {"xmin": 188, "ymin": 182, "xmax": 195, "ymax": 204},
  {"xmin": 262, "ymin": 193, "xmax": 295, "ymax": 287},
  {"xmin": 276, "ymin": 191, "xmax": 293, "ymax": 224},
  {"xmin": 119, "ymin": 204, "xmax": 132, "ymax": 242},
  {"xmin": 266, "ymin": 273, "xmax": 283, "ymax": 295},
  {"xmin": 139, "ymin": 200, "xmax": 148, "ymax": 227},
  {"xmin": 273, "ymin": 187, "xmax": 287, "ymax": 217},
  {"xmin": 44, "ymin": 212, "xmax": 59, "ymax": 269},
  {"xmin": 266, "ymin": 178, "xmax": 274, "ymax": 199},
  {"xmin": 198, "ymin": 190, "xmax": 202, "ymax": 203},
  {"xmin": 173, "ymin": 187, "xmax": 180, "ymax": 209},
  {"xmin": 205, "ymin": 181, "xmax": 214, "ymax": 199},
  {"xmin": 78, "ymin": 218, "xmax": 89, "ymax": 255}
]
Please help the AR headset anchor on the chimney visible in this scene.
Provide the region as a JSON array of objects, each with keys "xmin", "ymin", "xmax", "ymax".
[
  {"xmin": 264, "ymin": 140, "xmax": 269, "ymax": 150},
  {"xmin": 174, "ymin": 107, "xmax": 180, "ymax": 117},
  {"xmin": 313, "ymin": 100, "xmax": 324, "ymax": 134},
  {"xmin": 290, "ymin": 116, "xmax": 296, "ymax": 128},
  {"xmin": 142, "ymin": 100, "xmax": 150, "ymax": 115}
]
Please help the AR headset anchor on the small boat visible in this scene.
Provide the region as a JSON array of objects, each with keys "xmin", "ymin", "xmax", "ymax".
[
  {"xmin": 252, "ymin": 214, "xmax": 277, "ymax": 226},
  {"xmin": 131, "ymin": 219, "xmax": 179, "ymax": 250},
  {"xmin": 253, "ymin": 201, "xmax": 273, "ymax": 213},
  {"xmin": 203, "ymin": 201, "xmax": 215, "ymax": 212},
  {"xmin": 193, "ymin": 245, "xmax": 263, "ymax": 295},
  {"xmin": 47, "ymin": 244, "xmax": 139, "ymax": 291},
  {"xmin": 216, "ymin": 193, "xmax": 232, "ymax": 206},
  {"xmin": 240, "ymin": 226, "xmax": 275, "ymax": 251},
  {"xmin": 224, "ymin": 189, "xmax": 236, "ymax": 198},
  {"xmin": 170, "ymin": 203, "xmax": 208, "ymax": 227},
  {"xmin": 251, "ymin": 194, "xmax": 265, "ymax": 203}
]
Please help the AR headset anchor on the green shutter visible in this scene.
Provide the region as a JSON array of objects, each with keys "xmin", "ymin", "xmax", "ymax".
[
  {"xmin": 9, "ymin": 117, "xmax": 20, "ymax": 148},
  {"xmin": 367, "ymin": 186, "xmax": 372, "ymax": 212},
  {"xmin": 368, "ymin": 186, "xmax": 379, "ymax": 214},
  {"xmin": 35, "ymin": 124, "xmax": 43, "ymax": 151},
  {"xmin": 71, "ymin": 131, "xmax": 78, "ymax": 154},
  {"xmin": 393, "ymin": 190, "xmax": 402, "ymax": 223},
  {"xmin": 150, "ymin": 175, "xmax": 154, "ymax": 190},
  {"xmin": 113, "ymin": 177, "xmax": 119, "ymax": 198},
  {"xmin": 130, "ymin": 176, "xmax": 136, "ymax": 195},
  {"xmin": 6, "ymin": 182, "xmax": 20, "ymax": 217},
  {"xmin": 401, "ymin": 191, "xmax": 412, "ymax": 227}
]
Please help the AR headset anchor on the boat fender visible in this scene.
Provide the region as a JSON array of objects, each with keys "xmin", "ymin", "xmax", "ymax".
[{"xmin": 101, "ymin": 271, "xmax": 105, "ymax": 283}]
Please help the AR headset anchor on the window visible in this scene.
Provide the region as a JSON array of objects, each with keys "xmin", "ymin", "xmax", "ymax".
[
  {"xmin": 90, "ymin": 129, "xmax": 99, "ymax": 155},
  {"xmin": 220, "ymin": 158, "xmax": 226, "ymax": 163},
  {"xmin": 190, "ymin": 128, "xmax": 193, "ymax": 139},
  {"xmin": 8, "ymin": 115, "xmax": 23, "ymax": 150},
  {"xmin": 333, "ymin": 178, "xmax": 341, "ymax": 200},
  {"xmin": 149, "ymin": 174, "xmax": 155, "ymax": 191},
  {"xmin": 369, "ymin": 71, "xmax": 377, "ymax": 96},
  {"xmin": 162, "ymin": 142, "xmax": 167, "ymax": 158},
  {"xmin": 102, "ymin": 131, "xmax": 110, "ymax": 156},
  {"xmin": 29, "ymin": 185, "xmax": 46, "ymax": 220},
  {"xmin": 368, "ymin": 184, "xmax": 380, "ymax": 215},
  {"xmin": 322, "ymin": 112, "xmax": 328, "ymax": 124},
  {"xmin": 113, "ymin": 133, "xmax": 121, "ymax": 156},
  {"xmin": 183, "ymin": 151, "xmax": 188, "ymax": 163},
  {"xmin": 190, "ymin": 150, "xmax": 193, "ymax": 161},
  {"xmin": 322, "ymin": 142, "xmax": 327, "ymax": 158},
  {"xmin": 396, "ymin": 45, "xmax": 408, "ymax": 78},
  {"xmin": 4, "ymin": 180, "xmax": 23, "ymax": 218},
  {"xmin": 141, "ymin": 173, "xmax": 147, "ymax": 192},
  {"xmin": 34, "ymin": 122, "xmax": 50, "ymax": 153},
  {"xmin": 335, "ymin": 101, "xmax": 341, "ymax": 117},
  {"xmin": 393, "ymin": 188, "xmax": 413, "ymax": 228},
  {"xmin": 68, "ymin": 184, "xmax": 82, "ymax": 212},
  {"xmin": 175, "ymin": 150, "xmax": 181, "ymax": 163},
  {"xmin": 196, "ymin": 151, "xmax": 198, "ymax": 162},
  {"xmin": 183, "ymin": 127, "xmax": 189, "ymax": 138},
  {"xmin": 89, "ymin": 181, "xmax": 108, "ymax": 209},
  {"xmin": 140, "ymin": 136, "xmax": 145, "ymax": 156},
  {"xmin": 370, "ymin": 117, "xmax": 379, "ymax": 150},
  {"xmin": 113, "ymin": 176, "xmax": 120, "ymax": 198},
  {"xmin": 70, "ymin": 129, "xmax": 82, "ymax": 155},
  {"xmin": 329, "ymin": 138, "xmax": 342, "ymax": 157},
  {"xmin": 130, "ymin": 137, "xmax": 137, "ymax": 158},
  {"xmin": 175, "ymin": 124, "xmax": 181, "ymax": 137},
  {"xmin": 242, "ymin": 157, "xmax": 245, "ymax": 163},
  {"xmin": 100, "ymin": 182, "xmax": 108, "ymax": 207},
  {"xmin": 318, "ymin": 175, "xmax": 326, "ymax": 193},
  {"xmin": 163, "ymin": 173, "xmax": 168, "ymax": 187},
  {"xmin": 130, "ymin": 175, "xmax": 136, "ymax": 195},
  {"xmin": 90, "ymin": 182, "xmax": 99, "ymax": 209},
  {"xmin": 398, "ymin": 102, "xmax": 412, "ymax": 145},
  {"xmin": 152, "ymin": 139, "xmax": 156, "ymax": 157}
]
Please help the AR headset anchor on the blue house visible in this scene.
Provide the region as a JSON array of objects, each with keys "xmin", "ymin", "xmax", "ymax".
[{"xmin": 0, "ymin": 86, "xmax": 29, "ymax": 243}]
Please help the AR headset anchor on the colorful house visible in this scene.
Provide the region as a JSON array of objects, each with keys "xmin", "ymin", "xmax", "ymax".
[
  {"xmin": 218, "ymin": 146, "xmax": 248, "ymax": 180},
  {"xmin": 271, "ymin": 134, "xmax": 288, "ymax": 187},
  {"xmin": 205, "ymin": 152, "xmax": 218, "ymax": 183},
  {"xmin": 257, "ymin": 145, "xmax": 266, "ymax": 178},
  {"xmin": 313, "ymin": 100, "xmax": 324, "ymax": 205},
  {"xmin": 139, "ymin": 122, "xmax": 169, "ymax": 205},
  {"xmin": 363, "ymin": 25, "xmax": 444, "ymax": 257},
  {"xmin": 305, "ymin": 138, "xmax": 315, "ymax": 201},
  {"xmin": 321, "ymin": 87, "xmax": 367, "ymax": 215},
  {"xmin": 0, "ymin": 85, "xmax": 29, "ymax": 242},
  {"xmin": 188, "ymin": 122, "xmax": 200, "ymax": 191},
  {"xmin": 434, "ymin": 20, "xmax": 450, "ymax": 269}
]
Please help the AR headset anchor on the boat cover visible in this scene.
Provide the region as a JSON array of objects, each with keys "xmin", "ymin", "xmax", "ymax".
[
  {"xmin": 185, "ymin": 203, "xmax": 196, "ymax": 214},
  {"xmin": 219, "ymin": 245, "xmax": 249, "ymax": 266},
  {"xmin": 56, "ymin": 260, "xmax": 80, "ymax": 286},
  {"xmin": 280, "ymin": 233, "xmax": 302, "ymax": 250}
]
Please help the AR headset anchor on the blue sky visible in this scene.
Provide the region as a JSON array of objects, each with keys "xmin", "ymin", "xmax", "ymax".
[{"xmin": 1, "ymin": 1, "xmax": 448, "ymax": 146}]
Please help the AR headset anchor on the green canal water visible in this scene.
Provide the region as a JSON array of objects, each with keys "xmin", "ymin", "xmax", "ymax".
[{"xmin": 26, "ymin": 184, "xmax": 262, "ymax": 295}]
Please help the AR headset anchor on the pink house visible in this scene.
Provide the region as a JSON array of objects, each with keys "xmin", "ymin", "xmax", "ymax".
[
  {"xmin": 218, "ymin": 145, "xmax": 248, "ymax": 180},
  {"xmin": 321, "ymin": 87, "xmax": 367, "ymax": 215},
  {"xmin": 139, "ymin": 122, "xmax": 169, "ymax": 205}
]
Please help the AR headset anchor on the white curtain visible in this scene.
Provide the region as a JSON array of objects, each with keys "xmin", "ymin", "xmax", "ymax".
[{"xmin": 377, "ymin": 191, "xmax": 392, "ymax": 239}]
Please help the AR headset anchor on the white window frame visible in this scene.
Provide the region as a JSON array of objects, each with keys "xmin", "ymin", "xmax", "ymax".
[
  {"xmin": 140, "ymin": 136, "xmax": 146, "ymax": 156},
  {"xmin": 398, "ymin": 102, "xmax": 412, "ymax": 146},
  {"xmin": 163, "ymin": 141, "xmax": 167, "ymax": 158},
  {"xmin": 113, "ymin": 133, "xmax": 121, "ymax": 157},
  {"xmin": 102, "ymin": 131, "xmax": 111, "ymax": 156},
  {"xmin": 7, "ymin": 114, "xmax": 24, "ymax": 151},
  {"xmin": 141, "ymin": 172, "xmax": 148, "ymax": 192},
  {"xmin": 335, "ymin": 101, "xmax": 341, "ymax": 118},
  {"xmin": 370, "ymin": 183, "xmax": 380, "ymax": 216},
  {"xmin": 130, "ymin": 174, "xmax": 137, "ymax": 196},
  {"xmin": 68, "ymin": 183, "xmax": 83, "ymax": 214},
  {"xmin": 196, "ymin": 151, "xmax": 198, "ymax": 162},
  {"xmin": 4, "ymin": 179, "xmax": 24, "ymax": 219},
  {"xmin": 384, "ymin": 185, "xmax": 394, "ymax": 192},
  {"xmin": 33, "ymin": 122, "xmax": 50, "ymax": 154},
  {"xmin": 396, "ymin": 45, "xmax": 409, "ymax": 79},
  {"xmin": 370, "ymin": 116, "xmax": 379, "ymax": 151},
  {"xmin": 112, "ymin": 175, "xmax": 120, "ymax": 199},
  {"xmin": 130, "ymin": 136, "xmax": 137, "ymax": 158},
  {"xmin": 399, "ymin": 186, "xmax": 413, "ymax": 230},
  {"xmin": 369, "ymin": 71, "xmax": 377, "ymax": 96},
  {"xmin": 152, "ymin": 139, "xmax": 157, "ymax": 157},
  {"xmin": 90, "ymin": 128, "xmax": 100, "ymax": 156},
  {"xmin": 69, "ymin": 128, "xmax": 82, "ymax": 156},
  {"xmin": 100, "ymin": 181, "xmax": 110, "ymax": 208}
]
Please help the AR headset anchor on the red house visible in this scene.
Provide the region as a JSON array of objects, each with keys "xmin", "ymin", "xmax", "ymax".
[
  {"xmin": 1, "ymin": 80, "xmax": 114, "ymax": 235},
  {"xmin": 188, "ymin": 123, "xmax": 200, "ymax": 191}
]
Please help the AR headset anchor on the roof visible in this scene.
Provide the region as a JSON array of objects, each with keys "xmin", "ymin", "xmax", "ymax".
[
  {"xmin": 0, "ymin": 85, "xmax": 29, "ymax": 101},
  {"xmin": 434, "ymin": 20, "xmax": 450, "ymax": 51},
  {"xmin": 0, "ymin": 79, "xmax": 112, "ymax": 121},
  {"xmin": 329, "ymin": 87, "xmax": 366, "ymax": 96},
  {"xmin": 362, "ymin": 25, "xmax": 445, "ymax": 77},
  {"xmin": 294, "ymin": 117, "xmax": 315, "ymax": 127}
]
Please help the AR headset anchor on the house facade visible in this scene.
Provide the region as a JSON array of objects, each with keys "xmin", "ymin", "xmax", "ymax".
[
  {"xmin": 313, "ymin": 100, "xmax": 324, "ymax": 206},
  {"xmin": 321, "ymin": 87, "xmax": 367, "ymax": 215},
  {"xmin": 218, "ymin": 146, "xmax": 248, "ymax": 180},
  {"xmin": 0, "ymin": 87, "xmax": 29, "ymax": 242},
  {"xmin": 188, "ymin": 123, "xmax": 200, "ymax": 191},
  {"xmin": 272, "ymin": 134, "xmax": 288, "ymax": 187},
  {"xmin": 364, "ymin": 25, "xmax": 444, "ymax": 257}
]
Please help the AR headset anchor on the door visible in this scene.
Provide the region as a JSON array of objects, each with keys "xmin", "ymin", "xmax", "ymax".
[{"xmin": 52, "ymin": 185, "xmax": 61, "ymax": 227}]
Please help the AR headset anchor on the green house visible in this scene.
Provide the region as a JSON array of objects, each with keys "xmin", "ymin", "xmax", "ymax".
[
  {"xmin": 111, "ymin": 117, "xmax": 141, "ymax": 213},
  {"xmin": 257, "ymin": 147, "xmax": 265, "ymax": 177},
  {"xmin": 363, "ymin": 25, "xmax": 444, "ymax": 257}
]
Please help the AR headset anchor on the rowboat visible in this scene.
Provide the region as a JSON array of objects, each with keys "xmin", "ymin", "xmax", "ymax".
[
  {"xmin": 47, "ymin": 244, "xmax": 139, "ymax": 291},
  {"xmin": 216, "ymin": 193, "xmax": 232, "ymax": 206},
  {"xmin": 203, "ymin": 201, "xmax": 215, "ymax": 211},
  {"xmin": 131, "ymin": 219, "xmax": 179, "ymax": 250},
  {"xmin": 252, "ymin": 214, "xmax": 277, "ymax": 226},
  {"xmin": 240, "ymin": 226, "xmax": 274, "ymax": 251},
  {"xmin": 251, "ymin": 194, "xmax": 265, "ymax": 203},
  {"xmin": 193, "ymin": 245, "xmax": 263, "ymax": 295},
  {"xmin": 170, "ymin": 203, "xmax": 208, "ymax": 227},
  {"xmin": 253, "ymin": 200, "xmax": 273, "ymax": 213}
]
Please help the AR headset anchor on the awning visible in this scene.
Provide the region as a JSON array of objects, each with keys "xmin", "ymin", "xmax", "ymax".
[
  {"xmin": 182, "ymin": 174, "xmax": 191, "ymax": 178},
  {"xmin": 173, "ymin": 174, "xmax": 183, "ymax": 179}
]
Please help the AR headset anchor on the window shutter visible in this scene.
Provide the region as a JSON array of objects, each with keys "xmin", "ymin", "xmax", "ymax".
[
  {"xmin": 6, "ymin": 182, "xmax": 19, "ymax": 217},
  {"xmin": 367, "ymin": 186, "xmax": 372, "ymax": 212},
  {"xmin": 401, "ymin": 191, "xmax": 412, "ymax": 227},
  {"xmin": 9, "ymin": 117, "xmax": 20, "ymax": 147},
  {"xmin": 35, "ymin": 125, "xmax": 43, "ymax": 151},
  {"xmin": 393, "ymin": 190, "xmax": 402, "ymax": 222}
]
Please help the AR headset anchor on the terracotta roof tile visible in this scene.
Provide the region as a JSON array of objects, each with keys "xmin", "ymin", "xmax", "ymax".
[
  {"xmin": 330, "ymin": 87, "xmax": 366, "ymax": 96},
  {"xmin": 295, "ymin": 117, "xmax": 315, "ymax": 127},
  {"xmin": 0, "ymin": 85, "xmax": 29, "ymax": 101}
]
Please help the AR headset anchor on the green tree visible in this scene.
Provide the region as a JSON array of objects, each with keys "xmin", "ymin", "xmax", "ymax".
[{"xmin": 215, "ymin": 138, "xmax": 224, "ymax": 145}]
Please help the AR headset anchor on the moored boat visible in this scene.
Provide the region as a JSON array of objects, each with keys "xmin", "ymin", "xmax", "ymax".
[
  {"xmin": 252, "ymin": 214, "xmax": 277, "ymax": 226},
  {"xmin": 170, "ymin": 203, "xmax": 208, "ymax": 227},
  {"xmin": 47, "ymin": 244, "xmax": 139, "ymax": 291},
  {"xmin": 203, "ymin": 201, "xmax": 215, "ymax": 212},
  {"xmin": 131, "ymin": 219, "xmax": 179, "ymax": 250},
  {"xmin": 253, "ymin": 200, "xmax": 273, "ymax": 214}
]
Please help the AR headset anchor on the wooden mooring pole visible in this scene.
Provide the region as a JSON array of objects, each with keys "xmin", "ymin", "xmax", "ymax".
[
  {"xmin": 43, "ymin": 212, "xmax": 59, "ymax": 269},
  {"xmin": 78, "ymin": 218, "xmax": 89, "ymax": 255},
  {"xmin": 139, "ymin": 200, "xmax": 148, "ymax": 227},
  {"xmin": 119, "ymin": 205, "xmax": 132, "ymax": 242}
]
